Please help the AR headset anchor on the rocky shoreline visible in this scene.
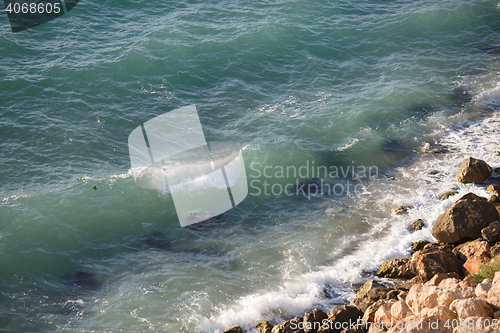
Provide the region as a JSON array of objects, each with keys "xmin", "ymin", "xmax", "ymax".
[{"xmin": 221, "ymin": 156, "xmax": 500, "ymax": 333}]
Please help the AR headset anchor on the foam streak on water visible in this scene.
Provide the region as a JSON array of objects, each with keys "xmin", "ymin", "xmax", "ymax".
[{"xmin": 1, "ymin": 0, "xmax": 500, "ymax": 332}]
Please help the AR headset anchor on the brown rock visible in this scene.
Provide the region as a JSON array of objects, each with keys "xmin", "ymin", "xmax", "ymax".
[
  {"xmin": 459, "ymin": 192, "xmax": 488, "ymax": 201},
  {"xmin": 492, "ymin": 243, "xmax": 500, "ymax": 257},
  {"xmin": 410, "ymin": 219, "xmax": 425, "ymax": 231},
  {"xmin": 391, "ymin": 206, "xmax": 411, "ymax": 215},
  {"xmin": 271, "ymin": 317, "xmax": 304, "ymax": 333},
  {"xmin": 412, "ymin": 241, "xmax": 430, "ymax": 251},
  {"xmin": 361, "ymin": 299, "xmax": 388, "ymax": 324},
  {"xmin": 449, "ymin": 298, "xmax": 494, "ymax": 320},
  {"xmin": 432, "ymin": 199, "xmax": 500, "ymax": 244},
  {"xmin": 482, "ymin": 222, "xmax": 500, "ymax": 246},
  {"xmin": 303, "ymin": 309, "xmax": 328, "ymax": 333},
  {"xmin": 456, "ymin": 157, "xmax": 492, "ymax": 183},
  {"xmin": 328, "ymin": 305, "xmax": 360, "ymax": 333},
  {"xmin": 426, "ymin": 273, "xmax": 450, "ymax": 286},
  {"xmin": 410, "ymin": 244, "xmax": 464, "ymax": 281},
  {"xmin": 376, "ymin": 257, "xmax": 415, "ymax": 279},
  {"xmin": 488, "ymin": 195, "xmax": 500, "ymax": 217},
  {"xmin": 456, "ymin": 240, "xmax": 491, "ymax": 275},
  {"xmin": 222, "ymin": 327, "xmax": 243, "ymax": 333},
  {"xmin": 257, "ymin": 321, "xmax": 273, "ymax": 333},
  {"xmin": 350, "ymin": 281, "xmax": 390, "ymax": 313},
  {"xmin": 457, "ymin": 239, "xmax": 490, "ymax": 261},
  {"xmin": 488, "ymin": 184, "xmax": 500, "ymax": 197}
]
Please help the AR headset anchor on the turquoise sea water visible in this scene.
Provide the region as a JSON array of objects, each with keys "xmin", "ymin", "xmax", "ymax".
[{"xmin": 2, "ymin": 0, "xmax": 500, "ymax": 332}]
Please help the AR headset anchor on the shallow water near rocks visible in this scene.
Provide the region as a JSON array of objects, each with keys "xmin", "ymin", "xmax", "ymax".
[{"xmin": 2, "ymin": 0, "xmax": 500, "ymax": 332}]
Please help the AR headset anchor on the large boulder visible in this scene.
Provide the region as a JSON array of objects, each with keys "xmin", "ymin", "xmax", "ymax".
[
  {"xmin": 376, "ymin": 257, "xmax": 415, "ymax": 279},
  {"xmin": 410, "ymin": 244, "xmax": 464, "ymax": 281},
  {"xmin": 449, "ymin": 298, "xmax": 494, "ymax": 320},
  {"xmin": 456, "ymin": 157, "xmax": 492, "ymax": 183},
  {"xmin": 432, "ymin": 199, "xmax": 500, "ymax": 244}
]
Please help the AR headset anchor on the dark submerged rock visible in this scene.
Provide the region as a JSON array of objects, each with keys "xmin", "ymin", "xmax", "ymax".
[
  {"xmin": 438, "ymin": 190, "xmax": 458, "ymax": 200},
  {"xmin": 135, "ymin": 231, "xmax": 171, "ymax": 251},
  {"xmin": 63, "ymin": 271, "xmax": 100, "ymax": 291}
]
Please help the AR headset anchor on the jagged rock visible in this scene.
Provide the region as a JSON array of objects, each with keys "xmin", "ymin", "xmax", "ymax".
[
  {"xmin": 491, "ymin": 243, "xmax": 500, "ymax": 257},
  {"xmin": 390, "ymin": 300, "xmax": 412, "ymax": 324},
  {"xmin": 410, "ymin": 244, "xmax": 464, "ymax": 281},
  {"xmin": 482, "ymin": 222, "xmax": 500, "ymax": 245},
  {"xmin": 222, "ymin": 327, "xmax": 243, "ymax": 333},
  {"xmin": 361, "ymin": 300, "xmax": 388, "ymax": 324},
  {"xmin": 355, "ymin": 280, "xmax": 384, "ymax": 299},
  {"xmin": 456, "ymin": 157, "xmax": 492, "ymax": 184},
  {"xmin": 257, "ymin": 321, "xmax": 274, "ymax": 333},
  {"xmin": 459, "ymin": 276, "xmax": 478, "ymax": 288},
  {"xmin": 328, "ymin": 305, "xmax": 360, "ymax": 327},
  {"xmin": 475, "ymin": 279, "xmax": 492, "ymax": 298},
  {"xmin": 487, "ymin": 271, "xmax": 500, "ymax": 308},
  {"xmin": 432, "ymin": 199, "xmax": 500, "ymax": 244},
  {"xmin": 271, "ymin": 317, "xmax": 304, "ymax": 333},
  {"xmin": 406, "ymin": 284, "xmax": 440, "ymax": 316},
  {"xmin": 302, "ymin": 309, "xmax": 327, "ymax": 333},
  {"xmin": 390, "ymin": 206, "xmax": 411, "ymax": 215},
  {"xmin": 449, "ymin": 298, "xmax": 494, "ymax": 320},
  {"xmin": 412, "ymin": 241, "xmax": 430, "ymax": 251},
  {"xmin": 439, "ymin": 191, "xmax": 458, "ymax": 200},
  {"xmin": 373, "ymin": 299, "xmax": 396, "ymax": 325},
  {"xmin": 410, "ymin": 219, "xmax": 424, "ymax": 231},
  {"xmin": 351, "ymin": 281, "xmax": 390, "ymax": 313},
  {"xmin": 438, "ymin": 278, "xmax": 460, "ymax": 290},
  {"xmin": 488, "ymin": 184, "xmax": 500, "ymax": 197},
  {"xmin": 456, "ymin": 239, "xmax": 490, "ymax": 261},
  {"xmin": 426, "ymin": 273, "xmax": 449, "ymax": 286},
  {"xmin": 376, "ymin": 257, "xmax": 415, "ymax": 279}
]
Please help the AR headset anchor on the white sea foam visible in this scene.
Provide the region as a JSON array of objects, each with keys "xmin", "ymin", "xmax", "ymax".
[{"xmin": 198, "ymin": 92, "xmax": 500, "ymax": 333}]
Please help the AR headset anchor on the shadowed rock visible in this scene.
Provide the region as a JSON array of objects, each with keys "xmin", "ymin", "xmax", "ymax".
[
  {"xmin": 432, "ymin": 198, "xmax": 499, "ymax": 244},
  {"xmin": 135, "ymin": 231, "xmax": 171, "ymax": 251},
  {"xmin": 63, "ymin": 271, "xmax": 100, "ymax": 291}
]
